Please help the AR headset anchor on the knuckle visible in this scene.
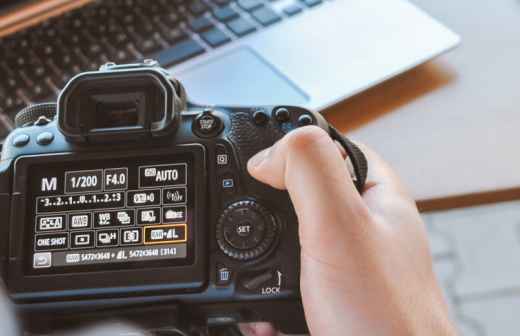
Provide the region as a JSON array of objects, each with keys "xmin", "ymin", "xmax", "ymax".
[{"xmin": 284, "ymin": 125, "xmax": 331, "ymax": 152}]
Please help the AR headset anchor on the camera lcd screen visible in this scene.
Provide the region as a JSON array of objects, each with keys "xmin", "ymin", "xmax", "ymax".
[{"xmin": 24, "ymin": 154, "xmax": 195, "ymax": 275}]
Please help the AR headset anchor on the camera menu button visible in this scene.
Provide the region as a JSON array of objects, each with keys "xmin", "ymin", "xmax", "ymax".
[{"xmin": 12, "ymin": 134, "xmax": 30, "ymax": 147}]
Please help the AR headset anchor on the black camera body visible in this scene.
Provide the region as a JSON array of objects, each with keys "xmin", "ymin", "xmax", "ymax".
[{"xmin": 0, "ymin": 61, "xmax": 366, "ymax": 334}]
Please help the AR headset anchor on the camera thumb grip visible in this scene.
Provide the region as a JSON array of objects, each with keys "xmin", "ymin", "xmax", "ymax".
[{"xmin": 328, "ymin": 126, "xmax": 368, "ymax": 193}]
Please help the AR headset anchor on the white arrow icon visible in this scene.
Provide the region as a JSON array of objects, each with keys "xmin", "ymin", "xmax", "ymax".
[{"xmin": 277, "ymin": 270, "xmax": 283, "ymax": 287}]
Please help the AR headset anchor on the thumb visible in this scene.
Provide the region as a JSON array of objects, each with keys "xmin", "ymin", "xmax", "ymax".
[{"xmin": 247, "ymin": 126, "xmax": 370, "ymax": 263}]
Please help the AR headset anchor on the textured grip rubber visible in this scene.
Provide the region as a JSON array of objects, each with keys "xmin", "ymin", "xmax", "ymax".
[
  {"xmin": 14, "ymin": 102, "xmax": 57, "ymax": 128},
  {"xmin": 329, "ymin": 126, "xmax": 368, "ymax": 192}
]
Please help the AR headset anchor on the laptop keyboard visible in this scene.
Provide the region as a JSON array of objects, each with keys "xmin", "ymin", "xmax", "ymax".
[{"xmin": 0, "ymin": 0, "xmax": 325, "ymax": 140}]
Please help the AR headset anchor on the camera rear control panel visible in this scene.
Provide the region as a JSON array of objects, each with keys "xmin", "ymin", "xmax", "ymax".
[{"xmin": 25, "ymin": 155, "xmax": 195, "ymax": 275}]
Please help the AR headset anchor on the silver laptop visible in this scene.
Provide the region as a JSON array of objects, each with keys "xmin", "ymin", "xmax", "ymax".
[
  {"xmin": 173, "ymin": 0, "xmax": 461, "ymax": 111},
  {"xmin": 0, "ymin": 0, "xmax": 459, "ymax": 139}
]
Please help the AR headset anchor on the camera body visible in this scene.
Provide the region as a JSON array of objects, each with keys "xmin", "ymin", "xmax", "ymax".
[{"xmin": 0, "ymin": 62, "xmax": 366, "ymax": 333}]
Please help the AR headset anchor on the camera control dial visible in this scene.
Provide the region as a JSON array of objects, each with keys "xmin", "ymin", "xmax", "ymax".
[{"xmin": 217, "ymin": 200, "xmax": 278, "ymax": 261}]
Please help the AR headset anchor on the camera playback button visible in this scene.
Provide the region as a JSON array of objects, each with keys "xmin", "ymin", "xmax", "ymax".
[{"xmin": 220, "ymin": 173, "xmax": 236, "ymax": 192}]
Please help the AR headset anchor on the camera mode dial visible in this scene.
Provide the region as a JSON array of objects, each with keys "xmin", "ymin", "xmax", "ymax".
[{"xmin": 217, "ymin": 200, "xmax": 278, "ymax": 261}]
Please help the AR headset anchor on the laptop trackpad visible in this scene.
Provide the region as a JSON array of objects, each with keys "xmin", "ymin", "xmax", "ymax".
[{"xmin": 174, "ymin": 47, "xmax": 309, "ymax": 106}]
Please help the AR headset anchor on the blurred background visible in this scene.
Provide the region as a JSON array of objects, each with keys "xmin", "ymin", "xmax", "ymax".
[{"xmin": 1, "ymin": 0, "xmax": 520, "ymax": 335}]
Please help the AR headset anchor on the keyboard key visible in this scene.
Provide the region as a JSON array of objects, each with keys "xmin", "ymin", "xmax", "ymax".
[
  {"xmin": 237, "ymin": 0, "xmax": 264, "ymax": 11},
  {"xmin": 160, "ymin": 27, "xmax": 187, "ymax": 44},
  {"xmin": 300, "ymin": 0, "xmax": 322, "ymax": 7},
  {"xmin": 283, "ymin": 4, "xmax": 303, "ymax": 16},
  {"xmin": 161, "ymin": 12, "xmax": 181, "ymax": 26},
  {"xmin": 28, "ymin": 84, "xmax": 53, "ymax": 101},
  {"xmin": 136, "ymin": 38, "xmax": 163, "ymax": 54},
  {"xmin": 251, "ymin": 7, "xmax": 281, "ymax": 26},
  {"xmin": 201, "ymin": 27, "xmax": 231, "ymax": 47},
  {"xmin": 211, "ymin": 0, "xmax": 230, "ymax": 6},
  {"xmin": 188, "ymin": 1, "xmax": 208, "ymax": 16},
  {"xmin": 189, "ymin": 16, "xmax": 214, "ymax": 32},
  {"xmin": 5, "ymin": 95, "xmax": 24, "ymax": 115},
  {"xmin": 155, "ymin": 38, "xmax": 205, "ymax": 67},
  {"xmin": 213, "ymin": 5, "xmax": 239, "ymax": 22},
  {"xmin": 227, "ymin": 17, "xmax": 257, "ymax": 37}
]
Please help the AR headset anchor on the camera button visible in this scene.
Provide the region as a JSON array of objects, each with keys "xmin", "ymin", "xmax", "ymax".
[
  {"xmin": 274, "ymin": 107, "xmax": 290, "ymax": 123},
  {"xmin": 216, "ymin": 265, "xmax": 233, "ymax": 286},
  {"xmin": 220, "ymin": 175, "xmax": 236, "ymax": 191},
  {"xmin": 297, "ymin": 114, "xmax": 314, "ymax": 126},
  {"xmin": 12, "ymin": 134, "xmax": 30, "ymax": 147},
  {"xmin": 36, "ymin": 132, "xmax": 54, "ymax": 145},
  {"xmin": 252, "ymin": 109, "xmax": 269, "ymax": 125},
  {"xmin": 216, "ymin": 144, "xmax": 230, "ymax": 167},
  {"xmin": 193, "ymin": 109, "xmax": 222, "ymax": 137}
]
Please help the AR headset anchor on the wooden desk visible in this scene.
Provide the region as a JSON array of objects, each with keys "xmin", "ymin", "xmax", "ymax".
[{"xmin": 324, "ymin": 0, "xmax": 520, "ymax": 211}]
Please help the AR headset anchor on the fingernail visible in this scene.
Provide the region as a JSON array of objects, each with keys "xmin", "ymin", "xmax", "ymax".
[{"xmin": 248, "ymin": 147, "xmax": 272, "ymax": 168}]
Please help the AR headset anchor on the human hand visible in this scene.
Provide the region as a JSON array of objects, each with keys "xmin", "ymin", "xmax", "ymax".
[{"xmin": 241, "ymin": 126, "xmax": 457, "ymax": 336}]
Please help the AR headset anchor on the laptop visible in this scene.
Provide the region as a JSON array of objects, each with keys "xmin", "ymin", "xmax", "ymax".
[{"xmin": 0, "ymin": 0, "xmax": 460, "ymax": 140}]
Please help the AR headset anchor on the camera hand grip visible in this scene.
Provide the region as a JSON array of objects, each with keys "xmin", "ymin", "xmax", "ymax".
[{"xmin": 329, "ymin": 126, "xmax": 368, "ymax": 193}]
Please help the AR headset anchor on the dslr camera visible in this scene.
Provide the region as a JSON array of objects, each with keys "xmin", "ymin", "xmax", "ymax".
[{"xmin": 0, "ymin": 61, "xmax": 367, "ymax": 334}]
